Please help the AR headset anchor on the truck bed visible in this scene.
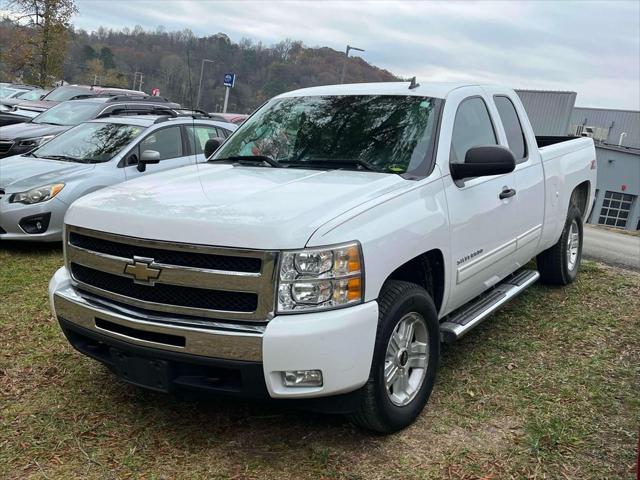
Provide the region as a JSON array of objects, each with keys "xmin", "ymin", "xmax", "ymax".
[{"xmin": 535, "ymin": 136, "xmax": 581, "ymax": 148}]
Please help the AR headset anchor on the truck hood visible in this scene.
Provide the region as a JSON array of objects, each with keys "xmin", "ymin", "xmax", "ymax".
[
  {"xmin": 0, "ymin": 155, "xmax": 95, "ymax": 192},
  {"xmin": 0, "ymin": 122, "xmax": 68, "ymax": 141},
  {"xmin": 65, "ymin": 163, "xmax": 408, "ymax": 249}
]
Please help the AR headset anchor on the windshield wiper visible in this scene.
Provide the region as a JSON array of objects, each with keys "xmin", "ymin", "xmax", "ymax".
[
  {"xmin": 280, "ymin": 158, "xmax": 386, "ymax": 172},
  {"xmin": 209, "ymin": 155, "xmax": 282, "ymax": 168},
  {"xmin": 44, "ymin": 154, "xmax": 86, "ymax": 163}
]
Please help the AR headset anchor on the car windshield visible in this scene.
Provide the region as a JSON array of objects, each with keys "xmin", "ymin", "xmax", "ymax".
[
  {"xmin": 213, "ymin": 95, "xmax": 440, "ymax": 173},
  {"xmin": 32, "ymin": 102, "xmax": 102, "ymax": 126},
  {"xmin": 16, "ymin": 89, "xmax": 47, "ymax": 101},
  {"xmin": 32, "ymin": 122, "xmax": 143, "ymax": 163},
  {"xmin": 42, "ymin": 86, "xmax": 90, "ymax": 101},
  {"xmin": 0, "ymin": 87, "xmax": 21, "ymax": 98}
]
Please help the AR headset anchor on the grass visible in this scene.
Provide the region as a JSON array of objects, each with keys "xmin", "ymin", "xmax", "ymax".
[{"xmin": 1, "ymin": 242, "xmax": 638, "ymax": 479}]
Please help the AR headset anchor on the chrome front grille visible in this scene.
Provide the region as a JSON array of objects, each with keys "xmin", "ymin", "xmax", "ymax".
[
  {"xmin": 65, "ymin": 226, "xmax": 278, "ymax": 323},
  {"xmin": 0, "ymin": 141, "xmax": 14, "ymax": 154}
]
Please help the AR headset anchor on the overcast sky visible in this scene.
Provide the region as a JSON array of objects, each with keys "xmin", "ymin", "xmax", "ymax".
[{"xmin": 70, "ymin": 0, "xmax": 639, "ymax": 109}]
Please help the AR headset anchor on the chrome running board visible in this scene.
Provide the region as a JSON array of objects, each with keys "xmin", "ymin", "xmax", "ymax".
[{"xmin": 440, "ymin": 269, "xmax": 540, "ymax": 344}]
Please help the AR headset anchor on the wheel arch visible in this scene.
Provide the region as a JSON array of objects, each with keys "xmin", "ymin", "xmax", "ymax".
[
  {"xmin": 570, "ymin": 180, "xmax": 591, "ymax": 220},
  {"xmin": 383, "ymin": 249, "xmax": 445, "ymax": 313}
]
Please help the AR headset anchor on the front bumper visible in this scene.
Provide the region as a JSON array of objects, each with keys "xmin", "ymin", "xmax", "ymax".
[
  {"xmin": 0, "ymin": 196, "xmax": 66, "ymax": 241},
  {"xmin": 50, "ymin": 267, "xmax": 378, "ymax": 400}
]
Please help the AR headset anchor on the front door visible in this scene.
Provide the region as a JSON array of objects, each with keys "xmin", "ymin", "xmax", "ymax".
[
  {"xmin": 124, "ymin": 125, "xmax": 194, "ymax": 180},
  {"xmin": 443, "ymin": 95, "xmax": 520, "ymax": 312}
]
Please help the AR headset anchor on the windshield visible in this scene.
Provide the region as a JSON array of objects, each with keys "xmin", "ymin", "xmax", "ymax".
[
  {"xmin": 42, "ymin": 86, "xmax": 90, "ymax": 101},
  {"xmin": 16, "ymin": 89, "xmax": 47, "ymax": 101},
  {"xmin": 214, "ymin": 95, "xmax": 440, "ymax": 173},
  {"xmin": 32, "ymin": 102, "xmax": 102, "ymax": 126},
  {"xmin": 0, "ymin": 87, "xmax": 22, "ymax": 99},
  {"xmin": 33, "ymin": 122, "xmax": 143, "ymax": 163}
]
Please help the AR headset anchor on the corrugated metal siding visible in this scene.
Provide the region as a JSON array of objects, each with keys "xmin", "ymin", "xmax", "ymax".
[
  {"xmin": 515, "ymin": 90, "xmax": 577, "ymax": 136},
  {"xmin": 570, "ymin": 108, "xmax": 640, "ymax": 149}
]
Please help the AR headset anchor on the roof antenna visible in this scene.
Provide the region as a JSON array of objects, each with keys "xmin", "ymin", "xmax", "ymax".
[{"xmin": 408, "ymin": 76, "xmax": 420, "ymax": 90}]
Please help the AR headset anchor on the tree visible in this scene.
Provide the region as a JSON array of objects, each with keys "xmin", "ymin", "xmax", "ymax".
[
  {"xmin": 7, "ymin": 0, "xmax": 78, "ymax": 86},
  {"xmin": 99, "ymin": 46, "xmax": 115, "ymax": 69}
]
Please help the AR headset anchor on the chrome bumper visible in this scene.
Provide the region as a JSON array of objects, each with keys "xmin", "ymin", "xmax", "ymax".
[{"xmin": 53, "ymin": 285, "xmax": 263, "ymax": 361}]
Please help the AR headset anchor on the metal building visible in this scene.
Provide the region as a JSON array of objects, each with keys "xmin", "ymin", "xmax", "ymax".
[
  {"xmin": 515, "ymin": 93, "xmax": 639, "ymax": 231},
  {"xmin": 571, "ymin": 108, "xmax": 640, "ymax": 231},
  {"xmin": 515, "ymin": 89, "xmax": 577, "ymax": 136}
]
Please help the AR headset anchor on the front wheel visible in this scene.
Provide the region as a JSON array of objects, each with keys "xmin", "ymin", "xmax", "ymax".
[
  {"xmin": 537, "ymin": 205, "xmax": 584, "ymax": 285},
  {"xmin": 348, "ymin": 280, "xmax": 440, "ymax": 433}
]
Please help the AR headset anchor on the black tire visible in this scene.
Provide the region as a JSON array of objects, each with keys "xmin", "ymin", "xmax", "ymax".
[
  {"xmin": 537, "ymin": 205, "xmax": 583, "ymax": 285},
  {"xmin": 348, "ymin": 280, "xmax": 440, "ymax": 433}
]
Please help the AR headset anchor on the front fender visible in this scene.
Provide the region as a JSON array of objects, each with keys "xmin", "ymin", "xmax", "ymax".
[{"xmin": 306, "ymin": 170, "xmax": 451, "ymax": 307}]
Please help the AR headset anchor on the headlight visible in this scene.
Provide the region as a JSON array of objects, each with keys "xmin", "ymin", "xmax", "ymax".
[
  {"xmin": 277, "ymin": 242, "xmax": 363, "ymax": 312},
  {"xmin": 17, "ymin": 135, "xmax": 55, "ymax": 148},
  {"xmin": 10, "ymin": 183, "xmax": 65, "ymax": 204}
]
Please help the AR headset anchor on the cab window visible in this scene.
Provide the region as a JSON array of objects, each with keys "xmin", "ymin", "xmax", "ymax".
[
  {"xmin": 138, "ymin": 126, "xmax": 183, "ymax": 160},
  {"xmin": 494, "ymin": 96, "xmax": 527, "ymax": 162},
  {"xmin": 450, "ymin": 97, "xmax": 497, "ymax": 164}
]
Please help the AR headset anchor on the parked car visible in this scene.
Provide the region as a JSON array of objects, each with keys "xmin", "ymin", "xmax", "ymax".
[
  {"xmin": 0, "ymin": 84, "xmax": 37, "ymax": 99},
  {"xmin": 0, "ymin": 88, "xmax": 49, "ymax": 112},
  {"xmin": 0, "ymin": 114, "xmax": 235, "ymax": 241},
  {"xmin": 0, "ymin": 95, "xmax": 182, "ymax": 158},
  {"xmin": 8, "ymin": 84, "xmax": 148, "ymax": 115},
  {"xmin": 208, "ymin": 112, "xmax": 249, "ymax": 124},
  {"xmin": 48, "ymin": 82, "xmax": 596, "ymax": 433}
]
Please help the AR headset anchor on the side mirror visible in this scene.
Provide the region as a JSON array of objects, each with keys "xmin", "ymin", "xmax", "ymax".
[
  {"xmin": 137, "ymin": 149, "xmax": 161, "ymax": 172},
  {"xmin": 450, "ymin": 145, "xmax": 515, "ymax": 181},
  {"xmin": 204, "ymin": 137, "xmax": 224, "ymax": 158}
]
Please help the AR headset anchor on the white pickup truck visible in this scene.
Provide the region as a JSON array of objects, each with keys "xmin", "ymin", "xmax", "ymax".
[{"xmin": 49, "ymin": 82, "xmax": 596, "ymax": 433}]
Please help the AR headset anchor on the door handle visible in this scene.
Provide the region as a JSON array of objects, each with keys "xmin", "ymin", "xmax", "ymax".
[{"xmin": 499, "ymin": 188, "xmax": 517, "ymax": 200}]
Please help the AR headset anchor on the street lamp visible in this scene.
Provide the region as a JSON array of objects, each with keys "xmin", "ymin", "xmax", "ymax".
[
  {"xmin": 340, "ymin": 45, "xmax": 365, "ymax": 84},
  {"xmin": 196, "ymin": 59, "xmax": 215, "ymax": 109}
]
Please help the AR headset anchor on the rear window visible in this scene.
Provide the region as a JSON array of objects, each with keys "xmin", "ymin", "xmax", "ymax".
[
  {"xmin": 494, "ymin": 96, "xmax": 527, "ymax": 162},
  {"xmin": 42, "ymin": 86, "xmax": 91, "ymax": 101},
  {"xmin": 32, "ymin": 102, "xmax": 101, "ymax": 126}
]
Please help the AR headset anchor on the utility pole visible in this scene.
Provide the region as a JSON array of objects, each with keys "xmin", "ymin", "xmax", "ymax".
[
  {"xmin": 93, "ymin": 74, "xmax": 98, "ymax": 86},
  {"xmin": 133, "ymin": 71, "xmax": 143, "ymax": 90},
  {"xmin": 340, "ymin": 45, "xmax": 365, "ymax": 84},
  {"xmin": 138, "ymin": 74, "xmax": 143, "ymax": 92},
  {"xmin": 196, "ymin": 59, "xmax": 215, "ymax": 109}
]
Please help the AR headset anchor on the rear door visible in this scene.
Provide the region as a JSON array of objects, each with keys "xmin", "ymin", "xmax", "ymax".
[
  {"xmin": 123, "ymin": 125, "xmax": 194, "ymax": 180},
  {"xmin": 184, "ymin": 124, "xmax": 226, "ymax": 162},
  {"xmin": 442, "ymin": 90, "xmax": 521, "ymax": 311},
  {"xmin": 486, "ymin": 89, "xmax": 545, "ymax": 265}
]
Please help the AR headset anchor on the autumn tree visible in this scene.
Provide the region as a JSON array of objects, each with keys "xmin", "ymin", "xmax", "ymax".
[{"xmin": 6, "ymin": 0, "xmax": 77, "ymax": 86}]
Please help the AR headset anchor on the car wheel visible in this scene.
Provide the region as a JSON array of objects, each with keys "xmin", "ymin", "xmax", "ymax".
[
  {"xmin": 348, "ymin": 280, "xmax": 440, "ymax": 433},
  {"xmin": 537, "ymin": 204, "xmax": 584, "ymax": 285}
]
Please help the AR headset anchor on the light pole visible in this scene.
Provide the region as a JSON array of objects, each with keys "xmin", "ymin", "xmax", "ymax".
[
  {"xmin": 196, "ymin": 59, "xmax": 215, "ymax": 109},
  {"xmin": 340, "ymin": 45, "xmax": 365, "ymax": 84}
]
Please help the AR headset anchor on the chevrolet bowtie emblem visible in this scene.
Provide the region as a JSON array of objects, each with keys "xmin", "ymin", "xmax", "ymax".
[{"xmin": 124, "ymin": 256, "xmax": 161, "ymax": 285}]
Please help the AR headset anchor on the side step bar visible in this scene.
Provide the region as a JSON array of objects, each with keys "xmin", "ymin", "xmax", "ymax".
[{"xmin": 440, "ymin": 269, "xmax": 540, "ymax": 344}]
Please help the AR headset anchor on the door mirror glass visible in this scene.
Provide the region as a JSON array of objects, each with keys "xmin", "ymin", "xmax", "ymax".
[
  {"xmin": 450, "ymin": 145, "xmax": 515, "ymax": 181},
  {"xmin": 137, "ymin": 149, "xmax": 161, "ymax": 172},
  {"xmin": 204, "ymin": 137, "xmax": 224, "ymax": 158}
]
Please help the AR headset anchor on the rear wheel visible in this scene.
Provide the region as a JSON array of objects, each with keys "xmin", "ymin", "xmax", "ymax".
[
  {"xmin": 537, "ymin": 205, "xmax": 583, "ymax": 285},
  {"xmin": 348, "ymin": 280, "xmax": 440, "ymax": 433}
]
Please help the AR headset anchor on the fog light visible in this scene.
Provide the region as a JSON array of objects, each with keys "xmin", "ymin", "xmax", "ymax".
[
  {"xmin": 282, "ymin": 370, "xmax": 323, "ymax": 387},
  {"xmin": 19, "ymin": 213, "xmax": 51, "ymax": 234}
]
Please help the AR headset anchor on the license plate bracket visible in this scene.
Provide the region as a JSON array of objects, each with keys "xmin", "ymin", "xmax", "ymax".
[{"xmin": 110, "ymin": 348, "xmax": 172, "ymax": 392}]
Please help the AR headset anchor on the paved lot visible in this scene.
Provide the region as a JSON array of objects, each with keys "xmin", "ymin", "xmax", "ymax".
[{"xmin": 583, "ymin": 225, "xmax": 640, "ymax": 270}]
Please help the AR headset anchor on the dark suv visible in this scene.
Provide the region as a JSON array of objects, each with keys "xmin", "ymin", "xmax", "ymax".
[{"xmin": 0, "ymin": 95, "xmax": 180, "ymax": 158}]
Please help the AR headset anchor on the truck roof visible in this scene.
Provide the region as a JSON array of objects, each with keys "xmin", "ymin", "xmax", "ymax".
[{"xmin": 277, "ymin": 81, "xmax": 482, "ymax": 100}]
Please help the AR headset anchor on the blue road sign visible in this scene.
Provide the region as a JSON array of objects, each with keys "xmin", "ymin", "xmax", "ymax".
[{"xmin": 223, "ymin": 73, "xmax": 235, "ymax": 88}]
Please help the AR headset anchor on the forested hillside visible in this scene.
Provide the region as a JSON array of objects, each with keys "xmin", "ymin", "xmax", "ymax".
[{"xmin": 0, "ymin": 20, "xmax": 398, "ymax": 112}]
